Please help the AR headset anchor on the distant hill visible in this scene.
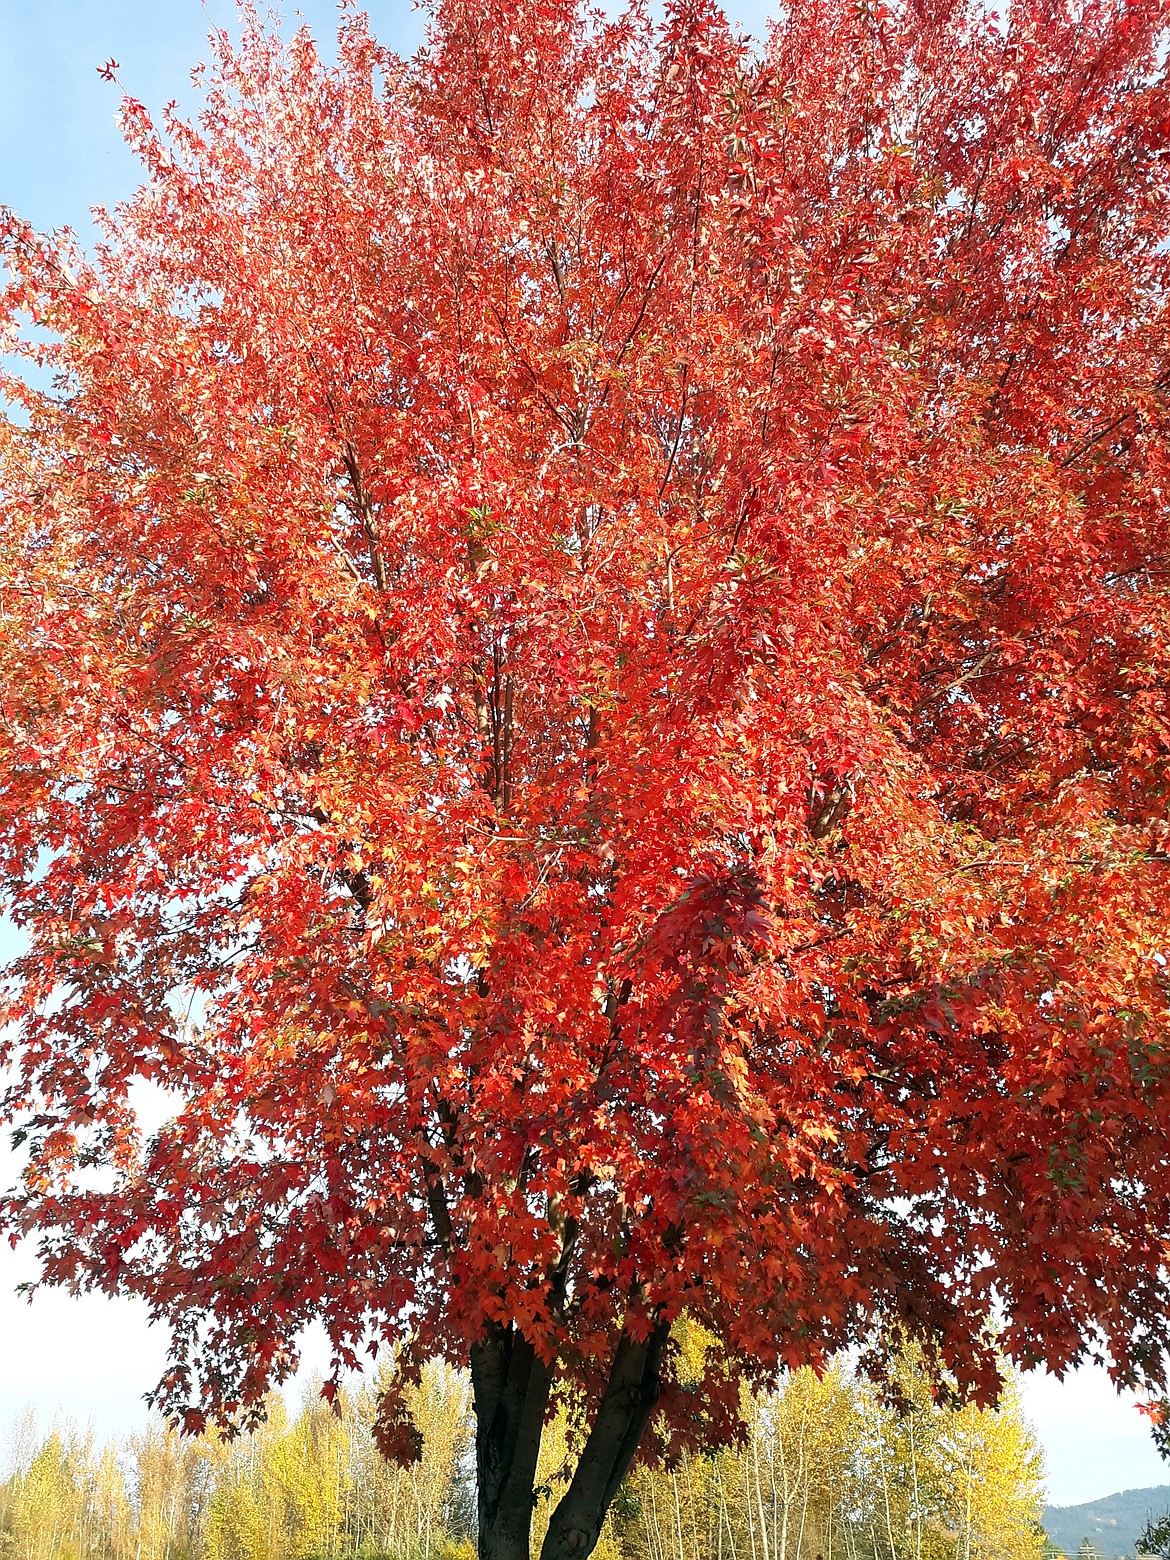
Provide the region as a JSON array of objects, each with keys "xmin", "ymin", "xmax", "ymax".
[{"xmin": 1044, "ymin": 1486, "xmax": 1170, "ymax": 1559}]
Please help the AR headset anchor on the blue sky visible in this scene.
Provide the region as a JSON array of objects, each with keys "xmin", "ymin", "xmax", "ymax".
[
  {"xmin": 0, "ymin": 0, "xmax": 1166, "ymax": 1510},
  {"xmin": 0, "ymin": 1, "xmax": 421, "ymax": 241}
]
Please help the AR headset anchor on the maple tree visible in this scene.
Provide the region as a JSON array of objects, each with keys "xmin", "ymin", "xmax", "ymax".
[{"xmin": 2, "ymin": 0, "xmax": 1170, "ymax": 1555}]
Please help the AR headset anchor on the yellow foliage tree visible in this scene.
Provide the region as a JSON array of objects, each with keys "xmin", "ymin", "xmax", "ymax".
[
  {"xmin": 0, "ymin": 1348, "xmax": 1043, "ymax": 1560},
  {"xmin": 6, "ymin": 1432, "xmax": 84, "ymax": 1560},
  {"xmin": 618, "ymin": 1350, "xmax": 1043, "ymax": 1560},
  {"xmin": 205, "ymin": 1471, "xmax": 270, "ymax": 1560},
  {"xmin": 261, "ymin": 1392, "xmax": 350, "ymax": 1560},
  {"xmin": 936, "ymin": 1381, "xmax": 1045, "ymax": 1560}
]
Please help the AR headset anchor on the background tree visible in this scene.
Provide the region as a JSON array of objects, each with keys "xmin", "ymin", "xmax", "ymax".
[
  {"xmin": 939, "ymin": 1382, "xmax": 1044, "ymax": 1560},
  {"xmin": 596, "ymin": 1351, "xmax": 1045, "ymax": 1560},
  {"xmin": 0, "ymin": 1351, "xmax": 1043, "ymax": 1560},
  {"xmin": 2, "ymin": 0, "xmax": 1170, "ymax": 1558},
  {"xmin": 132, "ymin": 1422, "xmax": 218, "ymax": 1560},
  {"xmin": 5, "ymin": 1434, "xmax": 81, "ymax": 1560},
  {"xmin": 1139, "ymin": 1514, "xmax": 1170, "ymax": 1560}
]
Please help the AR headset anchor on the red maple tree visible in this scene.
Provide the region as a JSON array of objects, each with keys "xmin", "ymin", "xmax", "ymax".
[{"xmin": 3, "ymin": 0, "xmax": 1170, "ymax": 1555}]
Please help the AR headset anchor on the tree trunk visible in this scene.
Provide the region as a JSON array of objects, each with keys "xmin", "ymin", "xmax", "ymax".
[
  {"xmin": 470, "ymin": 1318, "xmax": 671, "ymax": 1560},
  {"xmin": 472, "ymin": 1325, "xmax": 554, "ymax": 1560},
  {"xmin": 539, "ymin": 1322, "xmax": 671, "ymax": 1560}
]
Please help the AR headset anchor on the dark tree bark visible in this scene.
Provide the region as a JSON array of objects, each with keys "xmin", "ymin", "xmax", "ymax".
[
  {"xmin": 472, "ymin": 1324, "xmax": 556, "ymax": 1560},
  {"xmin": 470, "ymin": 1315, "xmax": 672, "ymax": 1560},
  {"xmin": 539, "ymin": 1322, "xmax": 671, "ymax": 1560}
]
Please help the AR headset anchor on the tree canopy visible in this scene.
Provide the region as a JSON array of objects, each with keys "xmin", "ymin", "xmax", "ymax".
[{"xmin": 2, "ymin": 0, "xmax": 1169, "ymax": 1556}]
